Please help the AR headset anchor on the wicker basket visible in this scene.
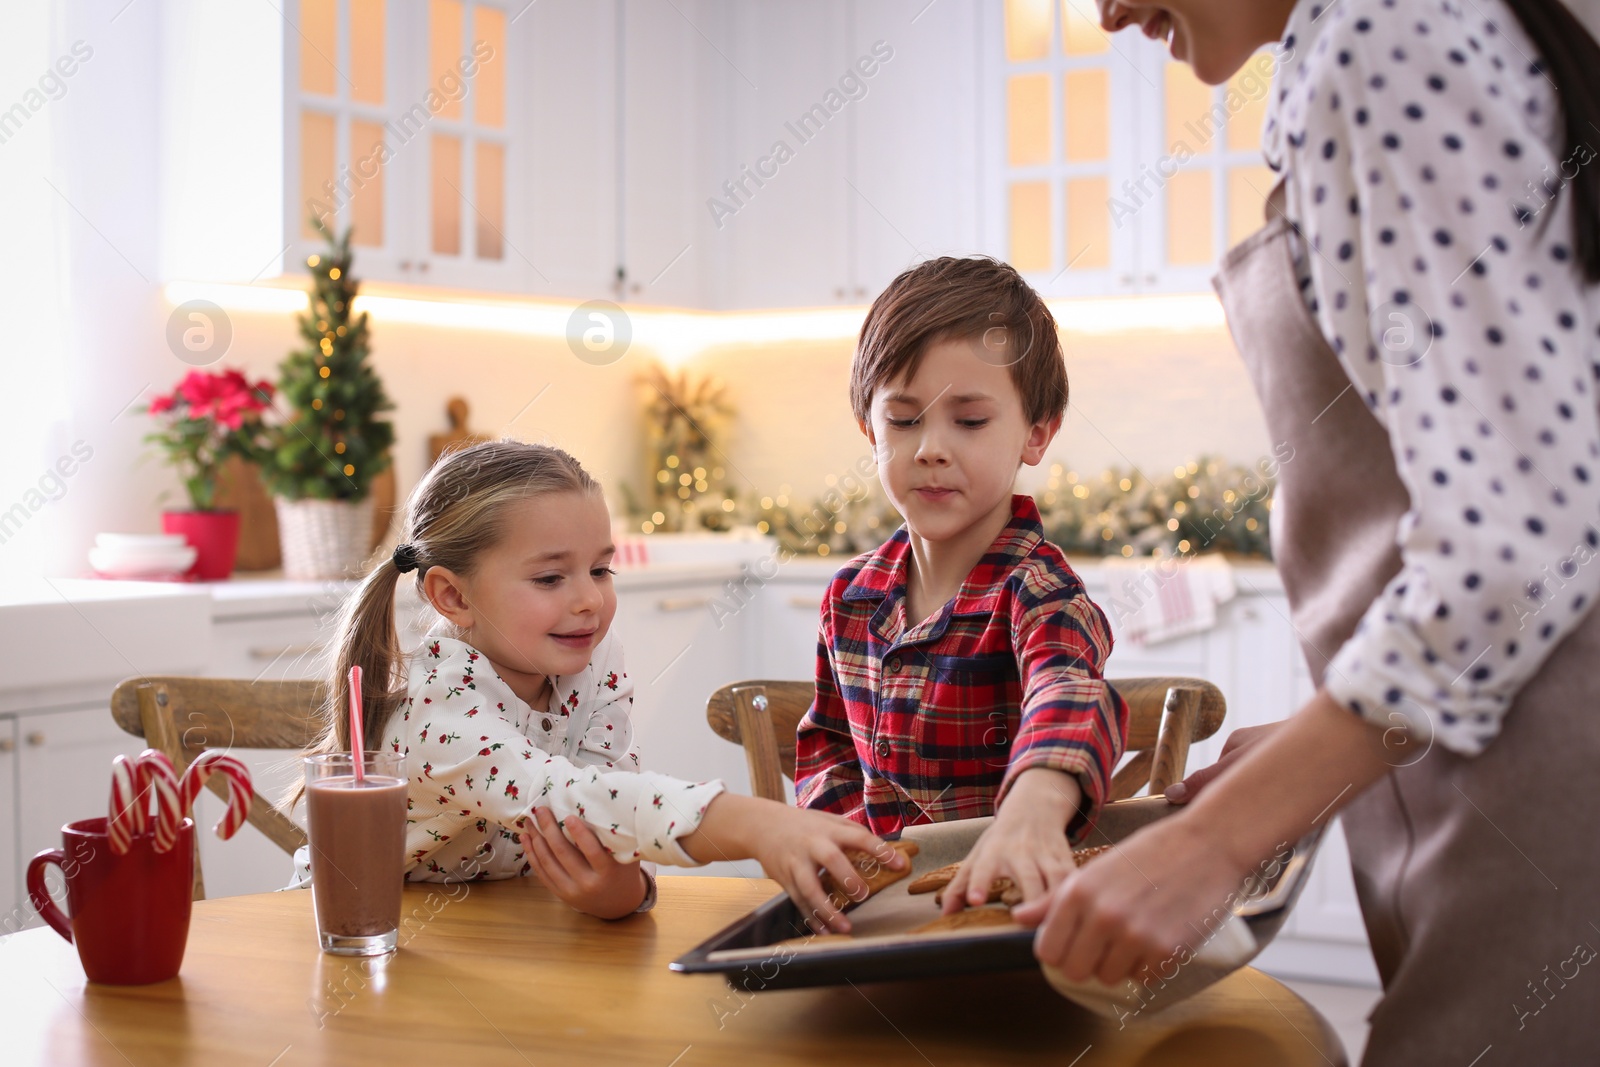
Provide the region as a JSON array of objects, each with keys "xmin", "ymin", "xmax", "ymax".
[{"xmin": 273, "ymin": 496, "xmax": 376, "ymax": 580}]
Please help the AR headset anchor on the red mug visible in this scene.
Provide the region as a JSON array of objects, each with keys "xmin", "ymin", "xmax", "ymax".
[{"xmin": 26, "ymin": 816, "xmax": 195, "ymax": 985}]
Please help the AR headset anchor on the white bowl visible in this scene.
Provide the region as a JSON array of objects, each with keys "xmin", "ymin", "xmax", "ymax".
[
  {"xmin": 89, "ymin": 545, "xmax": 197, "ymax": 578},
  {"xmin": 92, "ymin": 544, "xmax": 198, "ymax": 567},
  {"xmin": 95, "ymin": 532, "xmax": 188, "ymax": 551}
]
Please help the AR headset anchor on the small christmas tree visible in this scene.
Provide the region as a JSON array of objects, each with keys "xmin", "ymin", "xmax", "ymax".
[{"xmin": 256, "ymin": 221, "xmax": 394, "ymax": 501}]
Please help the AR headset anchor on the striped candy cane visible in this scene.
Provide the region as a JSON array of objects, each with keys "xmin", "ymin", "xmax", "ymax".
[
  {"xmin": 136, "ymin": 750, "xmax": 184, "ymax": 854},
  {"xmin": 178, "ymin": 750, "xmax": 255, "ymax": 841},
  {"xmin": 107, "ymin": 754, "xmax": 143, "ymax": 856}
]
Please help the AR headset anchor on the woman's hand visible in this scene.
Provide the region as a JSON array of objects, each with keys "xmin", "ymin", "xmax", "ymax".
[
  {"xmin": 941, "ymin": 767, "xmax": 1081, "ymax": 914},
  {"xmin": 681, "ymin": 794, "xmax": 905, "ymax": 934},
  {"xmin": 1015, "ymin": 692, "xmax": 1396, "ymax": 985},
  {"xmin": 519, "ymin": 807, "xmax": 648, "ymax": 920},
  {"xmin": 1011, "ymin": 808, "xmax": 1253, "ymax": 984},
  {"xmin": 1163, "ymin": 722, "xmax": 1281, "ymax": 804}
]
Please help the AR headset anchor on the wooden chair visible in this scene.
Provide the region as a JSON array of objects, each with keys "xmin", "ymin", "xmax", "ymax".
[
  {"xmin": 110, "ymin": 677, "xmax": 325, "ymax": 900},
  {"xmin": 706, "ymin": 676, "xmax": 1225, "ymax": 804}
]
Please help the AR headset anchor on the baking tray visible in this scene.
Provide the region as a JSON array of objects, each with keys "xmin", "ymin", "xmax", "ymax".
[{"xmin": 669, "ymin": 795, "xmax": 1327, "ymax": 1017}]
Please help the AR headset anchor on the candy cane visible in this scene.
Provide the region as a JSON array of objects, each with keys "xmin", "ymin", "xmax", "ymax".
[
  {"xmin": 107, "ymin": 754, "xmax": 143, "ymax": 855},
  {"xmin": 136, "ymin": 750, "xmax": 184, "ymax": 854},
  {"xmin": 178, "ymin": 750, "xmax": 255, "ymax": 841}
]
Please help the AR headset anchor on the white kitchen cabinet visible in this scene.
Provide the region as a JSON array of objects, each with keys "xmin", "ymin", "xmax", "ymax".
[
  {"xmin": 612, "ymin": 571, "xmax": 762, "ymax": 877},
  {"xmin": 847, "ymin": 0, "xmax": 984, "ymax": 301},
  {"xmin": 13, "ymin": 705, "xmax": 150, "ymax": 930},
  {"xmin": 0, "ymin": 718, "xmax": 17, "ymax": 935},
  {"xmin": 614, "ymin": 575, "xmax": 752, "ymax": 791},
  {"xmin": 524, "ymin": 0, "xmax": 623, "ymax": 299},
  {"xmin": 755, "ymin": 575, "xmax": 829, "ymax": 680},
  {"xmin": 619, "ymin": 0, "xmax": 713, "ymax": 307},
  {"xmin": 716, "ymin": 0, "xmax": 856, "ymax": 309}
]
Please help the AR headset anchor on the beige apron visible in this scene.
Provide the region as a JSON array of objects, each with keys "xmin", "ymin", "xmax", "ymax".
[{"xmin": 1213, "ymin": 179, "xmax": 1600, "ymax": 1065}]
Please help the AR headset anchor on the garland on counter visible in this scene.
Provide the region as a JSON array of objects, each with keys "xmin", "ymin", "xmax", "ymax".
[
  {"xmin": 1034, "ymin": 456, "xmax": 1276, "ymax": 560},
  {"xmin": 626, "ymin": 363, "xmax": 1277, "ymax": 558}
]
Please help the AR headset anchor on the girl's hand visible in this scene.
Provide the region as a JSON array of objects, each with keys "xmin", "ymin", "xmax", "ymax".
[
  {"xmin": 1164, "ymin": 722, "xmax": 1281, "ymax": 804},
  {"xmin": 518, "ymin": 808, "xmax": 648, "ymax": 920},
  {"xmin": 1011, "ymin": 809, "xmax": 1252, "ymax": 984},
  {"xmin": 681, "ymin": 794, "xmax": 904, "ymax": 934},
  {"xmin": 941, "ymin": 767, "xmax": 1081, "ymax": 915}
]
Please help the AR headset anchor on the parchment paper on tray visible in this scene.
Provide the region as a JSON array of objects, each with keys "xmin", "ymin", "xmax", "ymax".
[{"xmin": 670, "ymin": 794, "xmax": 1326, "ymax": 1019}]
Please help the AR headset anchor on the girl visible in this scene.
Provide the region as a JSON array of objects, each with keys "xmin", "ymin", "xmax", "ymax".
[
  {"xmin": 1021, "ymin": 0, "xmax": 1600, "ymax": 1062},
  {"xmin": 293, "ymin": 440, "xmax": 899, "ymax": 929}
]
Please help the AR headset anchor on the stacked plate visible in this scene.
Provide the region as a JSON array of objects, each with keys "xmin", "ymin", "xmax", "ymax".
[{"xmin": 88, "ymin": 533, "xmax": 197, "ymax": 580}]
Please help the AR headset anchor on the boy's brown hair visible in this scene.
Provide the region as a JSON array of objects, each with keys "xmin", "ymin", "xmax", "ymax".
[{"xmin": 850, "ymin": 256, "xmax": 1066, "ymax": 426}]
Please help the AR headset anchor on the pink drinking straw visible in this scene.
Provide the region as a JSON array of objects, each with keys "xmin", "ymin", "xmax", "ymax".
[{"xmin": 348, "ymin": 664, "xmax": 366, "ymax": 784}]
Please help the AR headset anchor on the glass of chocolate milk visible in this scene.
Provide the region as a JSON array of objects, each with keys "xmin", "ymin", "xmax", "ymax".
[{"xmin": 304, "ymin": 753, "xmax": 407, "ymax": 956}]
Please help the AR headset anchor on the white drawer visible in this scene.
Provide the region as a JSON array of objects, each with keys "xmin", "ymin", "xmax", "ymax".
[{"xmin": 208, "ymin": 614, "xmax": 339, "ymax": 682}]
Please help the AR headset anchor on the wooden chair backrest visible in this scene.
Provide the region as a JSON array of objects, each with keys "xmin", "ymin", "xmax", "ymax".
[
  {"xmin": 705, "ymin": 676, "xmax": 1226, "ymax": 804},
  {"xmin": 110, "ymin": 676, "xmax": 327, "ymax": 899}
]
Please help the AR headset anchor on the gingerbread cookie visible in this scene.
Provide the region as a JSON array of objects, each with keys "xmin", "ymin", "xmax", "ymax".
[
  {"xmin": 934, "ymin": 876, "xmax": 1021, "ymax": 908},
  {"xmin": 906, "ymin": 862, "xmax": 961, "ymax": 895},
  {"xmin": 910, "ymin": 906, "xmax": 1019, "ymax": 935},
  {"xmin": 821, "ymin": 839, "xmax": 920, "ymax": 911}
]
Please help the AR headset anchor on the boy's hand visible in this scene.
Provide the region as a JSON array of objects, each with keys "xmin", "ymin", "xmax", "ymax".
[
  {"xmin": 681, "ymin": 794, "xmax": 905, "ymax": 934},
  {"xmin": 941, "ymin": 767, "xmax": 1082, "ymax": 915},
  {"xmin": 519, "ymin": 808, "xmax": 648, "ymax": 920}
]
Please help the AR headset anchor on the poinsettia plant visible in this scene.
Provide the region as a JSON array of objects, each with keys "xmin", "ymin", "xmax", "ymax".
[{"xmin": 144, "ymin": 368, "xmax": 275, "ymax": 511}]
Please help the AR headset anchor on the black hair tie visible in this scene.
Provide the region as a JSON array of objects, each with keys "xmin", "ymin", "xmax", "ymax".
[{"xmin": 392, "ymin": 542, "xmax": 420, "ymax": 574}]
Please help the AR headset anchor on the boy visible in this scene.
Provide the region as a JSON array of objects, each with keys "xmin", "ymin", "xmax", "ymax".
[{"xmin": 795, "ymin": 256, "xmax": 1128, "ymax": 912}]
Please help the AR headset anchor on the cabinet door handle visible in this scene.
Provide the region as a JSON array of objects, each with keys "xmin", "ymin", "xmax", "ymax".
[
  {"xmin": 399, "ymin": 260, "xmax": 412, "ymax": 271},
  {"xmin": 417, "ymin": 261, "xmax": 430, "ymax": 273},
  {"xmin": 248, "ymin": 642, "xmax": 325, "ymax": 660},
  {"xmin": 0, "ymin": 737, "xmax": 14, "ymax": 753},
  {"xmin": 1144, "ymin": 273, "xmax": 1158, "ymax": 284},
  {"xmin": 788, "ymin": 596, "xmax": 822, "ymax": 609},
  {"xmin": 25, "ymin": 731, "xmax": 45, "ymax": 747},
  {"xmin": 656, "ymin": 596, "xmax": 711, "ymax": 612},
  {"xmin": 1119, "ymin": 274, "xmax": 1135, "ymax": 287}
]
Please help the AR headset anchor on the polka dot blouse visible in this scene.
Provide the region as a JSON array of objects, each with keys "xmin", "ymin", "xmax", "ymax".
[{"xmin": 1264, "ymin": 0, "xmax": 1600, "ymax": 755}]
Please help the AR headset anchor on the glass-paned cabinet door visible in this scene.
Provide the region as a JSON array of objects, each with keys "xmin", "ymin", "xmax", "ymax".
[
  {"xmin": 287, "ymin": 0, "xmax": 523, "ymax": 290},
  {"xmin": 985, "ymin": 0, "xmax": 1142, "ymax": 297},
  {"xmin": 1136, "ymin": 48, "xmax": 1280, "ymax": 292},
  {"xmin": 290, "ymin": 0, "xmax": 410, "ymax": 279},
  {"xmin": 419, "ymin": 0, "xmax": 520, "ymax": 290}
]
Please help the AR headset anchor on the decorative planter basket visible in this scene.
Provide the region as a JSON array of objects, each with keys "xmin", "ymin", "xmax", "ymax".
[{"xmin": 273, "ymin": 497, "xmax": 375, "ymax": 580}]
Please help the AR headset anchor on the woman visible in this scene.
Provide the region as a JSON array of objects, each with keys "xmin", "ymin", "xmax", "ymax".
[{"xmin": 1015, "ymin": 0, "xmax": 1600, "ymax": 1061}]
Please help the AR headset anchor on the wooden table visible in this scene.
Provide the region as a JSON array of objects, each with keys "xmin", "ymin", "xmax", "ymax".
[{"xmin": 0, "ymin": 877, "xmax": 1346, "ymax": 1066}]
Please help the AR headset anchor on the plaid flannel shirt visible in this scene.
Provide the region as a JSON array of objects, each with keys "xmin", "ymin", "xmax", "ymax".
[{"xmin": 795, "ymin": 494, "xmax": 1128, "ymax": 840}]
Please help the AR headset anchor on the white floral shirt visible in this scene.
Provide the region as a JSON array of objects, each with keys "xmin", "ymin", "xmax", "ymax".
[
  {"xmin": 1264, "ymin": 0, "xmax": 1600, "ymax": 754},
  {"xmin": 289, "ymin": 631, "xmax": 725, "ymax": 892}
]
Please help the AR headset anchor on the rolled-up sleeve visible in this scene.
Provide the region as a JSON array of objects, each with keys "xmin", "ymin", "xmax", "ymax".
[
  {"xmin": 1001, "ymin": 582, "xmax": 1128, "ymax": 835},
  {"xmin": 1279, "ymin": 2, "xmax": 1600, "ymax": 754}
]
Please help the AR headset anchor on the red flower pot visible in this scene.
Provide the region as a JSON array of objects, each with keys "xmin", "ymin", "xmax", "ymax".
[{"xmin": 162, "ymin": 509, "xmax": 241, "ymax": 581}]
